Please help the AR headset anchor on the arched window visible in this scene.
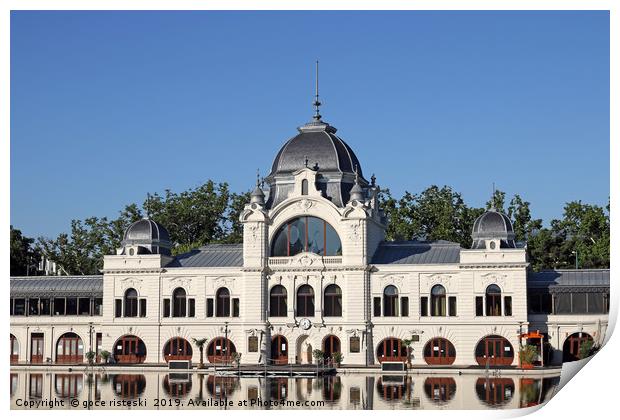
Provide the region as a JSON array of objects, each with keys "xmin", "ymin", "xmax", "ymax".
[
  {"xmin": 423, "ymin": 337, "xmax": 456, "ymax": 365},
  {"xmin": 383, "ymin": 285, "xmax": 399, "ymax": 317},
  {"xmin": 485, "ymin": 284, "xmax": 502, "ymax": 316},
  {"xmin": 271, "ymin": 335, "xmax": 288, "ymax": 364},
  {"xmin": 296, "ymin": 285, "xmax": 315, "ymax": 317},
  {"xmin": 430, "ymin": 285, "xmax": 447, "ymax": 317},
  {"xmin": 563, "ymin": 333, "xmax": 594, "ymax": 362},
  {"xmin": 113, "ymin": 335, "xmax": 147, "ymax": 364},
  {"xmin": 124, "ymin": 288, "xmax": 138, "ymax": 317},
  {"xmin": 56, "ymin": 333, "xmax": 83, "ymax": 364},
  {"xmin": 207, "ymin": 337, "xmax": 236, "ymax": 363},
  {"xmin": 216, "ymin": 287, "xmax": 230, "ymax": 317},
  {"xmin": 301, "ymin": 179, "xmax": 309, "ymax": 195},
  {"xmin": 376, "ymin": 337, "xmax": 407, "ymax": 363},
  {"xmin": 324, "ymin": 284, "xmax": 342, "ymax": 317},
  {"xmin": 10, "ymin": 334, "xmax": 19, "ymax": 364},
  {"xmin": 475, "ymin": 335, "xmax": 514, "ymax": 366},
  {"xmin": 269, "ymin": 285, "xmax": 287, "ymax": 317},
  {"xmin": 163, "ymin": 337, "xmax": 193, "ymax": 362},
  {"xmin": 172, "ymin": 288, "xmax": 187, "ymax": 317},
  {"xmin": 271, "ymin": 216, "xmax": 342, "ymax": 257}
]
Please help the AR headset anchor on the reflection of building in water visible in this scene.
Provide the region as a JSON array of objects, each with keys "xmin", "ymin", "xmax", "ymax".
[
  {"xmin": 9, "ymin": 86, "xmax": 609, "ymax": 369},
  {"xmin": 10, "ymin": 371, "xmax": 562, "ymax": 410}
]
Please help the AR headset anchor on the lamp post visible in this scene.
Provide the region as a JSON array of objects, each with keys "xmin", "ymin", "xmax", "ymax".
[{"xmin": 222, "ymin": 322, "xmax": 230, "ymax": 366}]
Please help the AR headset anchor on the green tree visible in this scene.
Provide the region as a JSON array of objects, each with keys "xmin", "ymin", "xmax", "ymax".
[
  {"xmin": 486, "ymin": 189, "xmax": 506, "ymax": 212},
  {"xmin": 507, "ymin": 194, "xmax": 542, "ymax": 243},
  {"xmin": 10, "ymin": 226, "xmax": 40, "ymax": 276}
]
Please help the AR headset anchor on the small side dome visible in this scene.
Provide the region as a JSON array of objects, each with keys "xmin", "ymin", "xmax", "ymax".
[
  {"xmin": 471, "ymin": 209, "xmax": 516, "ymax": 249},
  {"xmin": 121, "ymin": 219, "xmax": 172, "ymax": 255}
]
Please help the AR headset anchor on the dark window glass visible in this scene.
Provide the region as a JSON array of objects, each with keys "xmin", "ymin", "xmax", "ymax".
[
  {"xmin": 232, "ymin": 298, "xmax": 239, "ymax": 317},
  {"xmin": 296, "ymin": 285, "xmax": 315, "ymax": 317},
  {"xmin": 271, "ymin": 216, "xmax": 342, "ymax": 257},
  {"xmin": 555, "ymin": 293, "xmax": 571, "ymax": 314},
  {"xmin": 421, "ymin": 297, "xmax": 428, "ymax": 317},
  {"xmin": 163, "ymin": 298, "xmax": 171, "ymax": 318},
  {"xmin": 401, "ymin": 297, "xmax": 409, "ymax": 317},
  {"xmin": 78, "ymin": 298, "xmax": 90, "ymax": 315},
  {"xmin": 173, "ymin": 288, "xmax": 187, "ymax": 317},
  {"xmin": 541, "ymin": 293, "xmax": 552, "ymax": 313},
  {"xmin": 449, "ymin": 296, "xmax": 457, "ymax": 316},
  {"xmin": 528, "ymin": 292, "xmax": 542, "ymax": 313},
  {"xmin": 139, "ymin": 299, "xmax": 147, "ymax": 317},
  {"xmin": 115, "ymin": 299, "xmax": 122, "ymax": 317},
  {"xmin": 124, "ymin": 288, "xmax": 138, "ymax": 317},
  {"xmin": 373, "ymin": 297, "xmax": 381, "ymax": 317},
  {"xmin": 206, "ymin": 299, "xmax": 214, "ymax": 317},
  {"xmin": 431, "ymin": 285, "xmax": 446, "ymax": 316},
  {"xmin": 216, "ymin": 288, "xmax": 230, "ymax": 317},
  {"xmin": 485, "ymin": 284, "xmax": 501, "ymax": 316},
  {"xmin": 324, "ymin": 284, "xmax": 342, "ymax": 317},
  {"xmin": 301, "ymin": 179, "xmax": 308, "ymax": 195},
  {"xmin": 29, "ymin": 298, "xmax": 40, "ymax": 316},
  {"xmin": 10, "ymin": 299, "xmax": 14, "ymax": 316},
  {"xmin": 383, "ymin": 286, "xmax": 398, "ymax": 317},
  {"xmin": 270, "ymin": 286, "xmax": 288, "ymax": 317},
  {"xmin": 588, "ymin": 293, "xmax": 604, "ymax": 313},
  {"xmin": 188, "ymin": 298, "xmax": 196, "ymax": 317},
  {"xmin": 572, "ymin": 293, "xmax": 587, "ymax": 314},
  {"xmin": 475, "ymin": 296, "xmax": 483, "ymax": 316},
  {"xmin": 40, "ymin": 299, "xmax": 51, "ymax": 316},
  {"xmin": 504, "ymin": 296, "xmax": 512, "ymax": 316},
  {"xmin": 93, "ymin": 298, "xmax": 102, "ymax": 316},
  {"xmin": 14, "ymin": 299, "xmax": 26, "ymax": 316},
  {"xmin": 66, "ymin": 298, "xmax": 78, "ymax": 315}
]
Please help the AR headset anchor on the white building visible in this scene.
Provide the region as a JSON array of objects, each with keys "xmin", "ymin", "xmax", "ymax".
[{"xmin": 10, "ymin": 107, "xmax": 609, "ymax": 368}]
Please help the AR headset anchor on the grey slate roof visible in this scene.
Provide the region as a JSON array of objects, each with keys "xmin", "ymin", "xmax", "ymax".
[
  {"xmin": 371, "ymin": 240, "xmax": 462, "ymax": 265},
  {"xmin": 528, "ymin": 269, "xmax": 610, "ymax": 289},
  {"xmin": 168, "ymin": 243, "xmax": 244, "ymax": 268},
  {"xmin": 10, "ymin": 275, "xmax": 103, "ymax": 298}
]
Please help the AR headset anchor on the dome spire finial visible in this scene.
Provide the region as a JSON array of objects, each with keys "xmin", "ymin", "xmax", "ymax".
[
  {"xmin": 490, "ymin": 182, "xmax": 497, "ymax": 211},
  {"xmin": 313, "ymin": 60, "xmax": 322, "ymax": 121},
  {"xmin": 145, "ymin": 193, "xmax": 151, "ymax": 219}
]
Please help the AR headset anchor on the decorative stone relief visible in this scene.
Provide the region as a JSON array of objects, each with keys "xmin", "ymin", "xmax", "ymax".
[
  {"xmin": 296, "ymin": 199, "xmax": 313, "ymax": 213},
  {"xmin": 382, "ymin": 274, "xmax": 405, "ymax": 288},
  {"xmin": 348, "ymin": 221, "xmax": 361, "ymax": 241},
  {"xmin": 169, "ymin": 277, "xmax": 192, "ymax": 288},
  {"xmin": 214, "ymin": 277, "xmax": 236, "ymax": 289},
  {"xmin": 119, "ymin": 277, "xmax": 143, "ymax": 287}
]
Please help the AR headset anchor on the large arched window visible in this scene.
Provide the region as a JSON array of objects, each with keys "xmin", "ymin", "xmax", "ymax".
[
  {"xmin": 124, "ymin": 288, "xmax": 138, "ymax": 317},
  {"xmin": 324, "ymin": 284, "xmax": 342, "ymax": 317},
  {"xmin": 383, "ymin": 285, "xmax": 399, "ymax": 317},
  {"xmin": 296, "ymin": 285, "xmax": 315, "ymax": 317},
  {"xmin": 271, "ymin": 216, "xmax": 342, "ymax": 257},
  {"xmin": 485, "ymin": 284, "xmax": 502, "ymax": 316},
  {"xmin": 216, "ymin": 287, "xmax": 230, "ymax": 317},
  {"xmin": 475, "ymin": 335, "xmax": 514, "ymax": 366},
  {"xmin": 56, "ymin": 333, "xmax": 83, "ymax": 364},
  {"xmin": 430, "ymin": 285, "xmax": 447, "ymax": 317},
  {"xmin": 270, "ymin": 285, "xmax": 287, "ymax": 317},
  {"xmin": 172, "ymin": 288, "xmax": 187, "ymax": 317},
  {"xmin": 10, "ymin": 334, "xmax": 19, "ymax": 364}
]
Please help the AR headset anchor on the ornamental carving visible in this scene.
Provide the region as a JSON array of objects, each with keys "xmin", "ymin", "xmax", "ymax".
[
  {"xmin": 297, "ymin": 199, "xmax": 314, "ymax": 213},
  {"xmin": 169, "ymin": 277, "xmax": 192, "ymax": 287},
  {"xmin": 214, "ymin": 277, "xmax": 236, "ymax": 288},
  {"xmin": 120, "ymin": 277, "xmax": 143, "ymax": 287},
  {"xmin": 348, "ymin": 222, "xmax": 361, "ymax": 241},
  {"xmin": 382, "ymin": 274, "xmax": 405, "ymax": 288}
]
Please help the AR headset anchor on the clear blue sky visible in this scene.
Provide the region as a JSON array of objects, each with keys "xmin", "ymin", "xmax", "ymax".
[{"xmin": 10, "ymin": 11, "xmax": 609, "ymax": 239}]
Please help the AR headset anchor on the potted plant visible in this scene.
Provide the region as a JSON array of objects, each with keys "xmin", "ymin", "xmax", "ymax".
[
  {"xmin": 192, "ymin": 337, "xmax": 208, "ymax": 369},
  {"xmin": 99, "ymin": 350, "xmax": 111, "ymax": 365},
  {"xmin": 312, "ymin": 349, "xmax": 325, "ymax": 365},
  {"xmin": 332, "ymin": 352, "xmax": 344, "ymax": 367},
  {"xmin": 519, "ymin": 344, "xmax": 538, "ymax": 369},
  {"xmin": 578, "ymin": 339, "xmax": 596, "ymax": 359}
]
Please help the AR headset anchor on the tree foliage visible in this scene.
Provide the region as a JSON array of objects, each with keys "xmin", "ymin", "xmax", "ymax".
[{"xmin": 10, "ymin": 225, "xmax": 40, "ymax": 276}]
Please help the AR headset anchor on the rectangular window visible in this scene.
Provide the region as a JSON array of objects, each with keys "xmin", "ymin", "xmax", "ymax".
[
  {"xmin": 139, "ymin": 299, "xmax": 147, "ymax": 317},
  {"xmin": 449, "ymin": 296, "xmax": 457, "ymax": 316},
  {"xmin": 14, "ymin": 299, "xmax": 26, "ymax": 316},
  {"xmin": 40, "ymin": 298, "xmax": 51, "ymax": 316},
  {"xmin": 10, "ymin": 299, "xmax": 14, "ymax": 316},
  {"xmin": 232, "ymin": 298, "xmax": 240, "ymax": 317},
  {"xmin": 93, "ymin": 298, "xmax": 102, "ymax": 316},
  {"xmin": 528, "ymin": 292, "xmax": 542, "ymax": 313},
  {"xmin": 588, "ymin": 293, "xmax": 604, "ymax": 313},
  {"xmin": 163, "ymin": 298, "xmax": 171, "ymax": 318},
  {"xmin": 401, "ymin": 297, "xmax": 409, "ymax": 317},
  {"xmin": 78, "ymin": 298, "xmax": 91, "ymax": 315},
  {"xmin": 572, "ymin": 292, "xmax": 587, "ymax": 314},
  {"xmin": 207, "ymin": 298, "xmax": 214, "ymax": 317},
  {"xmin": 420, "ymin": 297, "xmax": 428, "ymax": 317},
  {"xmin": 54, "ymin": 298, "xmax": 66, "ymax": 316},
  {"xmin": 188, "ymin": 298, "xmax": 196, "ymax": 317},
  {"xmin": 504, "ymin": 296, "xmax": 512, "ymax": 316},
  {"xmin": 28, "ymin": 298, "xmax": 39, "ymax": 316},
  {"xmin": 554, "ymin": 293, "xmax": 571, "ymax": 314},
  {"xmin": 350, "ymin": 336, "xmax": 361, "ymax": 353},
  {"xmin": 373, "ymin": 297, "xmax": 381, "ymax": 317},
  {"xmin": 114, "ymin": 299, "xmax": 122, "ymax": 318},
  {"xmin": 475, "ymin": 296, "xmax": 484, "ymax": 316},
  {"xmin": 66, "ymin": 298, "xmax": 78, "ymax": 315}
]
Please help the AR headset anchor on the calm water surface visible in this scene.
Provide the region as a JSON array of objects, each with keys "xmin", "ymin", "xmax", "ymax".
[{"xmin": 10, "ymin": 369, "xmax": 560, "ymax": 410}]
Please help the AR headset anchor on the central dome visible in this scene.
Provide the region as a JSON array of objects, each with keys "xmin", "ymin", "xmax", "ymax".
[{"xmin": 268, "ymin": 120, "xmax": 363, "ymax": 177}]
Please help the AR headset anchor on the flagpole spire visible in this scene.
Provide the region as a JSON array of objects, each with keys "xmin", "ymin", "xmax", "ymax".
[{"xmin": 313, "ymin": 60, "xmax": 322, "ymax": 121}]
